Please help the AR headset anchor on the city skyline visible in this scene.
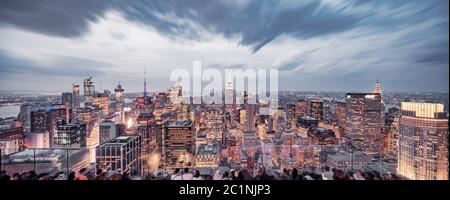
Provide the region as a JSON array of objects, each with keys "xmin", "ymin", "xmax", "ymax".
[{"xmin": 0, "ymin": 0, "xmax": 448, "ymax": 92}]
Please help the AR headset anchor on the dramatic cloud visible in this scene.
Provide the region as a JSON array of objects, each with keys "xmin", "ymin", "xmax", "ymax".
[{"xmin": 0, "ymin": 0, "xmax": 448, "ymax": 92}]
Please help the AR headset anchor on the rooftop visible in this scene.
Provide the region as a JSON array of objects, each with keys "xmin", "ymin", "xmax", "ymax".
[
  {"xmin": 167, "ymin": 119, "xmax": 193, "ymax": 128},
  {"xmin": 99, "ymin": 135, "xmax": 140, "ymax": 147},
  {"xmin": 3, "ymin": 148, "xmax": 87, "ymax": 163}
]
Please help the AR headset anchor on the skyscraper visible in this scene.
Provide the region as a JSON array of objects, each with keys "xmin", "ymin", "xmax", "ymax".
[
  {"xmin": 137, "ymin": 112, "xmax": 156, "ymax": 154},
  {"xmin": 244, "ymin": 103, "xmax": 255, "ymax": 133},
  {"xmin": 18, "ymin": 103, "xmax": 33, "ymax": 132},
  {"xmin": 83, "ymin": 77, "xmax": 95, "ymax": 106},
  {"xmin": 335, "ymin": 101, "xmax": 346, "ymax": 138},
  {"xmin": 344, "ymin": 93, "xmax": 383, "ymax": 155},
  {"xmin": 72, "ymin": 84, "xmax": 80, "ymax": 110},
  {"xmin": 115, "ymin": 82, "xmax": 125, "ymax": 112},
  {"xmin": 62, "ymin": 92, "xmax": 72, "ymax": 122},
  {"xmin": 295, "ymin": 99, "xmax": 308, "ymax": 118},
  {"xmin": 310, "ymin": 100, "xmax": 324, "ymax": 121},
  {"xmin": 92, "ymin": 91, "xmax": 110, "ymax": 114},
  {"xmin": 30, "ymin": 110, "xmax": 47, "ymax": 133},
  {"xmin": 398, "ymin": 102, "xmax": 448, "ymax": 180},
  {"xmin": 225, "ymin": 80, "xmax": 234, "ymax": 110},
  {"xmin": 137, "ymin": 112, "xmax": 156, "ymax": 174},
  {"xmin": 62, "ymin": 92, "xmax": 73, "ymax": 110},
  {"xmin": 373, "ymin": 77, "xmax": 382, "ymax": 95},
  {"xmin": 164, "ymin": 120, "xmax": 194, "ymax": 167}
]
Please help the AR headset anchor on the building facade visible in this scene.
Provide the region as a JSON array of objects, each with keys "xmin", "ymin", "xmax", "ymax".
[
  {"xmin": 53, "ymin": 122, "xmax": 86, "ymax": 148},
  {"xmin": 164, "ymin": 120, "xmax": 194, "ymax": 167},
  {"xmin": 344, "ymin": 93, "xmax": 383, "ymax": 155},
  {"xmin": 398, "ymin": 102, "xmax": 448, "ymax": 180},
  {"xmin": 96, "ymin": 136, "xmax": 142, "ymax": 175}
]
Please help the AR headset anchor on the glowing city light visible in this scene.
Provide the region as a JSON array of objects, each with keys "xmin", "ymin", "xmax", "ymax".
[{"xmin": 127, "ymin": 118, "xmax": 133, "ymax": 128}]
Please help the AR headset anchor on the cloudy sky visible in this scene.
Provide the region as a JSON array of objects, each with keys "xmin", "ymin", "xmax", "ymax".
[{"xmin": 0, "ymin": 0, "xmax": 448, "ymax": 93}]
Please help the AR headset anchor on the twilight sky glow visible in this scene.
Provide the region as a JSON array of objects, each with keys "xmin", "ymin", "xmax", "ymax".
[{"xmin": 0, "ymin": 0, "xmax": 448, "ymax": 92}]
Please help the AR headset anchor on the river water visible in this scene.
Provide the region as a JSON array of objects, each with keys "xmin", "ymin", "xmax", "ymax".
[{"xmin": 0, "ymin": 105, "xmax": 20, "ymax": 118}]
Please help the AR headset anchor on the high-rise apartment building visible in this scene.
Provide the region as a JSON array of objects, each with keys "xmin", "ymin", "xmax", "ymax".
[{"xmin": 398, "ymin": 102, "xmax": 448, "ymax": 180}]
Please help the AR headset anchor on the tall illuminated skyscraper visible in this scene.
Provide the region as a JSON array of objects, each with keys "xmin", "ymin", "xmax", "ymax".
[
  {"xmin": 72, "ymin": 84, "xmax": 80, "ymax": 110},
  {"xmin": 344, "ymin": 93, "xmax": 383, "ymax": 155},
  {"xmin": 373, "ymin": 77, "xmax": 382, "ymax": 95},
  {"xmin": 244, "ymin": 103, "xmax": 255, "ymax": 133},
  {"xmin": 225, "ymin": 80, "xmax": 234, "ymax": 112},
  {"xmin": 115, "ymin": 82, "xmax": 125, "ymax": 112},
  {"xmin": 398, "ymin": 102, "xmax": 448, "ymax": 180}
]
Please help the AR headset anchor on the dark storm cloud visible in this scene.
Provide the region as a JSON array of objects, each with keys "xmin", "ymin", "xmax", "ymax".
[
  {"xmin": 0, "ymin": 50, "xmax": 108, "ymax": 77},
  {"xmin": 2, "ymin": 0, "xmax": 445, "ymax": 52},
  {"xmin": 0, "ymin": 0, "xmax": 110, "ymax": 37}
]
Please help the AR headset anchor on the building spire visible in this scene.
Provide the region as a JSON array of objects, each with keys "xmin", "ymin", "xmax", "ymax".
[{"xmin": 373, "ymin": 76, "xmax": 382, "ymax": 95}]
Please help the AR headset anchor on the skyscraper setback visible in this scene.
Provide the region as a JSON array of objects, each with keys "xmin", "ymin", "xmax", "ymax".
[{"xmin": 398, "ymin": 102, "xmax": 448, "ymax": 180}]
